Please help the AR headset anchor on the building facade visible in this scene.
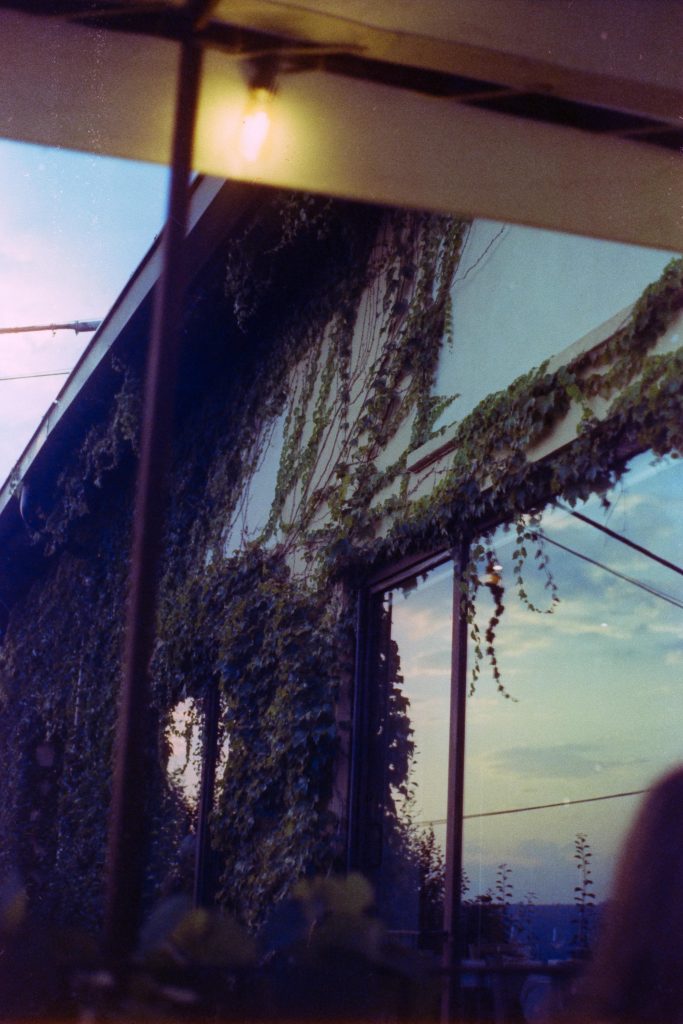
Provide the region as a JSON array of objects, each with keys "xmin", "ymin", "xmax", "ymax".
[{"xmin": 0, "ymin": 182, "xmax": 681, "ymax": 1013}]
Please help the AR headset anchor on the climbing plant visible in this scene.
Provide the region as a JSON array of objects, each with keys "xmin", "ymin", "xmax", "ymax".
[
  {"xmin": 150, "ymin": 201, "xmax": 466, "ymax": 922},
  {"xmin": 0, "ymin": 184, "xmax": 681, "ymax": 939}
]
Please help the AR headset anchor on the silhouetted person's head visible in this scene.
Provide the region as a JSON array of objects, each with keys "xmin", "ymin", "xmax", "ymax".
[{"xmin": 579, "ymin": 764, "xmax": 683, "ymax": 1022}]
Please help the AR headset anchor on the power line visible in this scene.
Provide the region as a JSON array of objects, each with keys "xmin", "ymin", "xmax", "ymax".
[
  {"xmin": 540, "ymin": 532, "xmax": 683, "ymax": 610},
  {"xmin": 419, "ymin": 787, "xmax": 648, "ymax": 826},
  {"xmin": 0, "ymin": 370, "xmax": 70, "ymax": 382},
  {"xmin": 464, "ymin": 788, "xmax": 648, "ymax": 820},
  {"xmin": 556, "ymin": 501, "xmax": 683, "ymax": 578}
]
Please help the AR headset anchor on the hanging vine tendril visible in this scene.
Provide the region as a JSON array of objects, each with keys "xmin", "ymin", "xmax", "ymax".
[{"xmin": 513, "ymin": 514, "xmax": 560, "ymax": 614}]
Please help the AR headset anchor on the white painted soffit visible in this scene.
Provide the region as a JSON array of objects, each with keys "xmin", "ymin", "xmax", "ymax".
[{"xmin": 0, "ymin": 3, "xmax": 681, "ymax": 251}]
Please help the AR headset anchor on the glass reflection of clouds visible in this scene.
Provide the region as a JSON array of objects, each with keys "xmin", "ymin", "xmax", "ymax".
[
  {"xmin": 166, "ymin": 697, "xmax": 230, "ymax": 812},
  {"xmin": 464, "ymin": 452, "xmax": 682, "ymax": 926},
  {"xmin": 368, "ymin": 451, "xmax": 681, "ymax": 962},
  {"xmin": 389, "ymin": 561, "xmax": 453, "ymax": 836},
  {"xmin": 371, "ymin": 559, "xmax": 453, "ymax": 943}
]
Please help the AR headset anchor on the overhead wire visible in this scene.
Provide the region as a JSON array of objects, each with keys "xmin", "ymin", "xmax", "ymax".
[
  {"xmin": 538, "ymin": 532, "xmax": 683, "ymax": 610},
  {"xmin": 555, "ymin": 500, "xmax": 683, "ymax": 578},
  {"xmin": 417, "ymin": 787, "xmax": 649, "ymax": 826},
  {"xmin": 0, "ymin": 370, "xmax": 70, "ymax": 382}
]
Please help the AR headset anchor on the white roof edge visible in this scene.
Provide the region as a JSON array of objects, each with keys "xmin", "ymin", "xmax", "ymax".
[{"xmin": 0, "ymin": 175, "xmax": 230, "ymax": 520}]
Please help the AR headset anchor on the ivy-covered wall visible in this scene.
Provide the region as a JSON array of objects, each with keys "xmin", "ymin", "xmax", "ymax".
[{"xmin": 0, "ymin": 186, "xmax": 681, "ymax": 935}]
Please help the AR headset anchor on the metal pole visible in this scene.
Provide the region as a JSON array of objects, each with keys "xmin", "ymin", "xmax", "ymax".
[
  {"xmin": 103, "ymin": 35, "xmax": 203, "ymax": 963},
  {"xmin": 0, "ymin": 320, "xmax": 101, "ymax": 335},
  {"xmin": 442, "ymin": 540, "xmax": 470, "ymax": 1022}
]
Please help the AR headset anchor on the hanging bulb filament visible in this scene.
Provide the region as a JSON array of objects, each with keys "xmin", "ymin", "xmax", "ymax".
[
  {"xmin": 240, "ymin": 87, "xmax": 273, "ymax": 162},
  {"xmin": 239, "ymin": 56, "xmax": 278, "ymax": 163}
]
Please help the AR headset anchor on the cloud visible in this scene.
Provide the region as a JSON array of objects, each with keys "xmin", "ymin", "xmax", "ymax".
[
  {"xmin": 487, "ymin": 741, "xmax": 618, "ymax": 780},
  {"xmin": 513, "ymin": 837, "xmax": 570, "ymax": 867},
  {"xmin": 410, "ymin": 692, "xmax": 452, "ymax": 725},
  {"xmin": 393, "ymin": 602, "xmax": 453, "ymax": 643},
  {"xmin": 649, "ymin": 620, "xmax": 683, "ymax": 638}
]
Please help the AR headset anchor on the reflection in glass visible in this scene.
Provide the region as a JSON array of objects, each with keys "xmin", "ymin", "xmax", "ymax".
[
  {"xmin": 464, "ymin": 451, "xmax": 683, "ymax": 965},
  {"xmin": 166, "ymin": 697, "xmax": 230, "ymax": 812},
  {"xmin": 223, "ymin": 411, "xmax": 286, "ymax": 555},
  {"xmin": 431, "ymin": 223, "xmax": 673, "ymax": 430},
  {"xmin": 166, "ymin": 697, "xmax": 203, "ymax": 808},
  {"xmin": 369, "ymin": 559, "xmax": 454, "ymax": 950}
]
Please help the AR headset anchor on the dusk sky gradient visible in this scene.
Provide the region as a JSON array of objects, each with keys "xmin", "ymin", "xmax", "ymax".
[
  {"xmin": 389, "ymin": 452, "xmax": 683, "ymax": 907},
  {"xmin": 0, "ymin": 139, "xmax": 168, "ymax": 483}
]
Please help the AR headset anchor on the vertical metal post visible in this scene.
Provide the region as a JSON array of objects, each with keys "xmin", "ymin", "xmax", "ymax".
[
  {"xmin": 442, "ymin": 539, "xmax": 470, "ymax": 1022},
  {"xmin": 193, "ymin": 681, "xmax": 220, "ymax": 907},
  {"xmin": 103, "ymin": 36, "xmax": 203, "ymax": 963},
  {"xmin": 346, "ymin": 587, "xmax": 369, "ymax": 871}
]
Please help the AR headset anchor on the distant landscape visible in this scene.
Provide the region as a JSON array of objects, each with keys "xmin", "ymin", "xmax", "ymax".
[{"xmin": 501, "ymin": 903, "xmax": 603, "ymax": 961}]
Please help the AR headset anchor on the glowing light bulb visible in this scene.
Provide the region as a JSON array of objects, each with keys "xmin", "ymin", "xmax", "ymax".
[
  {"xmin": 240, "ymin": 87, "xmax": 272, "ymax": 162},
  {"xmin": 484, "ymin": 565, "xmax": 501, "ymax": 587}
]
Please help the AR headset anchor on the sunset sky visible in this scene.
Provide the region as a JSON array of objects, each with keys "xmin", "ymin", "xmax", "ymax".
[
  {"xmin": 0, "ymin": 139, "xmax": 168, "ymax": 483},
  {"xmin": 389, "ymin": 451, "xmax": 683, "ymax": 906}
]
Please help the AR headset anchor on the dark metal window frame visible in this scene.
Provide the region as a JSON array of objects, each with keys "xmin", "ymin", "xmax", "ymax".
[
  {"xmin": 347, "ymin": 540, "xmax": 470, "ymax": 1015},
  {"xmin": 347, "ymin": 546, "xmax": 453, "ymax": 866},
  {"xmin": 345, "ymin": 445, "xmax": 668, "ymax": 1017}
]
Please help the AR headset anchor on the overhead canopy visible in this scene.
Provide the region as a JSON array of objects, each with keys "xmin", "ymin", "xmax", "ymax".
[{"xmin": 1, "ymin": 0, "xmax": 681, "ymax": 249}]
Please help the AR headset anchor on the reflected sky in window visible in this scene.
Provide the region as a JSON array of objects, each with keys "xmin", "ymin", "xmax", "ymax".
[
  {"xmin": 377, "ymin": 451, "xmax": 682, "ymax": 923},
  {"xmin": 468, "ymin": 451, "xmax": 682, "ymax": 907}
]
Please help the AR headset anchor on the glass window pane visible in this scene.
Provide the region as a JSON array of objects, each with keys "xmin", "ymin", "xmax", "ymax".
[
  {"xmin": 368, "ymin": 559, "xmax": 454, "ymax": 949},
  {"xmin": 432, "ymin": 223, "xmax": 674, "ymax": 430},
  {"xmin": 464, "ymin": 452, "xmax": 683, "ymax": 968}
]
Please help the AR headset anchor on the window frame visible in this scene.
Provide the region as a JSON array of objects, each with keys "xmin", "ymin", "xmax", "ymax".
[
  {"xmin": 347, "ymin": 540, "xmax": 470, "ymax": 1010},
  {"xmin": 347, "ymin": 439, "xmax": 683, "ymax": 1017}
]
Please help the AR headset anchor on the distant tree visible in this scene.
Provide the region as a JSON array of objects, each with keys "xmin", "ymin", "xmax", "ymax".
[{"xmin": 572, "ymin": 832, "xmax": 596, "ymax": 954}]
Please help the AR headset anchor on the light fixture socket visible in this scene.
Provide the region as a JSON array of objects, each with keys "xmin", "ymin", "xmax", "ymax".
[{"xmin": 244, "ymin": 54, "xmax": 279, "ymax": 96}]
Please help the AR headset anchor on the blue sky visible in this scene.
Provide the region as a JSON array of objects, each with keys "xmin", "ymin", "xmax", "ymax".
[
  {"xmin": 389, "ymin": 452, "xmax": 682, "ymax": 906},
  {"xmin": 0, "ymin": 139, "xmax": 169, "ymax": 482}
]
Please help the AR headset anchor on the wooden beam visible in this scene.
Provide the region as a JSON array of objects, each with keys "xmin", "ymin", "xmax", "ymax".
[
  {"xmin": 197, "ymin": 60, "xmax": 683, "ymax": 252},
  {"xmin": 1, "ymin": 10, "xmax": 680, "ymax": 250}
]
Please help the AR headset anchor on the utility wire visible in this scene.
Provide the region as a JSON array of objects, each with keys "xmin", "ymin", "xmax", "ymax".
[
  {"xmin": 463, "ymin": 788, "xmax": 648, "ymax": 820},
  {"xmin": 539, "ymin": 532, "xmax": 683, "ymax": 610},
  {"xmin": 0, "ymin": 370, "xmax": 70, "ymax": 382},
  {"xmin": 556, "ymin": 501, "xmax": 683, "ymax": 578},
  {"xmin": 419, "ymin": 787, "xmax": 648, "ymax": 826}
]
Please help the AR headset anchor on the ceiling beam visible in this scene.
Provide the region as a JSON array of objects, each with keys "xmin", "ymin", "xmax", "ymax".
[
  {"xmin": 0, "ymin": 9, "xmax": 680, "ymax": 251},
  {"xmin": 213, "ymin": 0, "xmax": 683, "ymax": 126}
]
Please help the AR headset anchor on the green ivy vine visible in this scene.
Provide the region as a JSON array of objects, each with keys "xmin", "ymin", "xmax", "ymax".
[{"xmin": 0, "ymin": 185, "xmax": 680, "ymax": 942}]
